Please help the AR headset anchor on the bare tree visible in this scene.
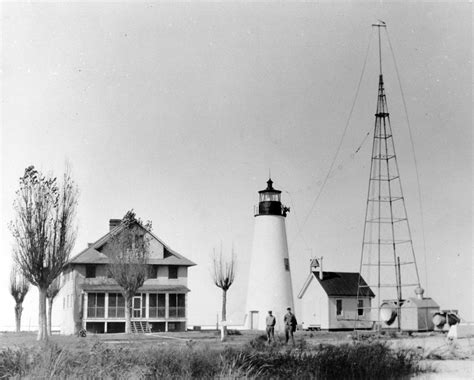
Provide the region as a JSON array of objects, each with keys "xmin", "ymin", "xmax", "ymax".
[
  {"xmin": 105, "ymin": 210, "xmax": 151, "ymax": 334},
  {"xmin": 10, "ymin": 166, "xmax": 78, "ymax": 340},
  {"xmin": 212, "ymin": 246, "xmax": 236, "ymax": 341},
  {"xmin": 9, "ymin": 266, "xmax": 30, "ymax": 332},
  {"xmin": 46, "ymin": 277, "xmax": 62, "ymax": 336}
]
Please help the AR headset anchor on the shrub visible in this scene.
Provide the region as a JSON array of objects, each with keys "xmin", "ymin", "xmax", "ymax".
[
  {"xmin": 0, "ymin": 347, "xmax": 31, "ymax": 378},
  {"xmin": 0, "ymin": 338, "xmax": 423, "ymax": 379}
]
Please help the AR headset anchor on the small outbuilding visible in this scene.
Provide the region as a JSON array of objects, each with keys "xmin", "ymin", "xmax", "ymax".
[
  {"xmin": 400, "ymin": 288, "xmax": 440, "ymax": 331},
  {"xmin": 298, "ymin": 261, "xmax": 375, "ymax": 330}
]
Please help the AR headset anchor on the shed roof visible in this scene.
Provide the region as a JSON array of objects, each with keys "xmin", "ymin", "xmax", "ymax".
[{"xmin": 298, "ymin": 271, "xmax": 375, "ymax": 298}]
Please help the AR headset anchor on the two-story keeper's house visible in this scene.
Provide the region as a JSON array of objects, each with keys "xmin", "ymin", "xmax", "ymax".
[{"xmin": 55, "ymin": 219, "xmax": 196, "ymax": 334}]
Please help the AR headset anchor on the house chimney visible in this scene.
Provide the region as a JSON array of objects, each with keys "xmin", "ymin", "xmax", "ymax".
[
  {"xmin": 319, "ymin": 256, "xmax": 323, "ymax": 280},
  {"xmin": 109, "ymin": 219, "xmax": 122, "ymax": 231}
]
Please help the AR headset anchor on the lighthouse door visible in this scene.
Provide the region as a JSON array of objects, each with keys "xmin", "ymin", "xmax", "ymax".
[{"xmin": 250, "ymin": 311, "xmax": 259, "ymax": 330}]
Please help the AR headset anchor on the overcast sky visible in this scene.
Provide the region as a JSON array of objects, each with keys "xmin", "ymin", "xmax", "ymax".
[{"xmin": 1, "ymin": 1, "xmax": 471, "ymax": 330}]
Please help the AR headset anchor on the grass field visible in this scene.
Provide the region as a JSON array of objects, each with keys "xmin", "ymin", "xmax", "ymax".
[{"xmin": 0, "ymin": 330, "xmax": 471, "ymax": 379}]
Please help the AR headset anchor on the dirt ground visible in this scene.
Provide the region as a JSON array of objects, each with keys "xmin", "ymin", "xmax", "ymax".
[{"xmin": 1, "ymin": 330, "xmax": 472, "ymax": 378}]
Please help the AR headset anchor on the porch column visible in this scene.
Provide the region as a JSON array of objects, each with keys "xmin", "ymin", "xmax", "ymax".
[
  {"xmin": 104, "ymin": 293, "xmax": 109, "ymax": 319},
  {"xmin": 184, "ymin": 293, "xmax": 188, "ymax": 330},
  {"xmin": 83, "ymin": 292, "xmax": 88, "ymax": 330},
  {"xmin": 104, "ymin": 293, "xmax": 108, "ymax": 333},
  {"xmin": 165, "ymin": 293, "xmax": 169, "ymax": 332},
  {"xmin": 146, "ymin": 293, "xmax": 149, "ymax": 319}
]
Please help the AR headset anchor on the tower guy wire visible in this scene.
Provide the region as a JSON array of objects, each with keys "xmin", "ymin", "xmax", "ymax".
[{"xmin": 289, "ymin": 27, "xmax": 375, "ymax": 248}]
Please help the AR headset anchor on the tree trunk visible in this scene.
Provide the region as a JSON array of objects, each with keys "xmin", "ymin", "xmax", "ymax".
[
  {"xmin": 125, "ymin": 296, "xmax": 131, "ymax": 334},
  {"xmin": 15, "ymin": 303, "xmax": 23, "ymax": 333},
  {"xmin": 38, "ymin": 287, "xmax": 48, "ymax": 341},
  {"xmin": 47, "ymin": 297, "xmax": 54, "ymax": 336},
  {"xmin": 221, "ymin": 289, "xmax": 227, "ymax": 341}
]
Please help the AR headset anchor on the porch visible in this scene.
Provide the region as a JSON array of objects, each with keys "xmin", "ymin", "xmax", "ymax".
[{"xmin": 81, "ymin": 285, "xmax": 188, "ymax": 333}]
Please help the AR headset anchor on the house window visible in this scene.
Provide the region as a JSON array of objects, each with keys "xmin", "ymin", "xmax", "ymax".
[
  {"xmin": 336, "ymin": 299, "xmax": 342, "ymax": 316},
  {"xmin": 86, "ymin": 265, "xmax": 96, "ymax": 278},
  {"xmin": 108, "ymin": 293, "xmax": 125, "ymax": 318},
  {"xmin": 168, "ymin": 266, "xmax": 178, "ymax": 279},
  {"xmin": 169, "ymin": 293, "xmax": 185, "ymax": 318},
  {"xmin": 87, "ymin": 293, "xmax": 105, "ymax": 318},
  {"xmin": 358, "ymin": 299, "xmax": 364, "ymax": 316},
  {"xmin": 284, "ymin": 258, "xmax": 290, "ymax": 271},
  {"xmin": 148, "ymin": 265, "xmax": 158, "ymax": 279},
  {"xmin": 149, "ymin": 294, "xmax": 166, "ymax": 318}
]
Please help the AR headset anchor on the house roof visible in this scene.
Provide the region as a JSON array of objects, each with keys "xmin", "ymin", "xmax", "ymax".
[
  {"xmin": 298, "ymin": 271, "xmax": 375, "ymax": 298},
  {"xmin": 80, "ymin": 283, "xmax": 190, "ymax": 293},
  {"xmin": 68, "ymin": 223, "xmax": 196, "ymax": 267}
]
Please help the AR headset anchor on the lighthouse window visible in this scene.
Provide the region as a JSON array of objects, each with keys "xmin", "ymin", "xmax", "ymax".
[
  {"xmin": 284, "ymin": 258, "xmax": 290, "ymax": 271},
  {"xmin": 260, "ymin": 193, "xmax": 280, "ymax": 202}
]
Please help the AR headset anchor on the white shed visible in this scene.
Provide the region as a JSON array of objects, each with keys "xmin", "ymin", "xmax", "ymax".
[{"xmin": 298, "ymin": 270, "xmax": 374, "ymax": 330}]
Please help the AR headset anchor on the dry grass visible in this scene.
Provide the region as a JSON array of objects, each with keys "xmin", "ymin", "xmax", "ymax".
[{"xmin": 0, "ymin": 330, "xmax": 466, "ymax": 379}]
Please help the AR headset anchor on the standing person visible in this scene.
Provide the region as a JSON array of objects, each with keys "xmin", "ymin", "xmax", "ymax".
[
  {"xmin": 284, "ymin": 307, "xmax": 297, "ymax": 345},
  {"xmin": 266, "ymin": 310, "xmax": 276, "ymax": 343}
]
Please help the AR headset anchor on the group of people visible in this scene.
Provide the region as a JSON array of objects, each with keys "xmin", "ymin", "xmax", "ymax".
[{"xmin": 265, "ymin": 307, "xmax": 297, "ymax": 344}]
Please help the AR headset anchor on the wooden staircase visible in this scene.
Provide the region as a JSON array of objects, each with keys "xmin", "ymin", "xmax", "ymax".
[{"xmin": 131, "ymin": 321, "xmax": 151, "ymax": 333}]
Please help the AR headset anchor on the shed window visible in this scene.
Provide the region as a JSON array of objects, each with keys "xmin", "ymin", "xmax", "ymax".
[
  {"xmin": 336, "ymin": 299, "xmax": 342, "ymax": 316},
  {"xmin": 358, "ymin": 299, "xmax": 364, "ymax": 316},
  {"xmin": 86, "ymin": 265, "xmax": 96, "ymax": 278},
  {"xmin": 168, "ymin": 266, "xmax": 178, "ymax": 279}
]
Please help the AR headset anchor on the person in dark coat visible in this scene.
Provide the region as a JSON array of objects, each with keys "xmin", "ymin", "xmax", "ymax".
[{"xmin": 284, "ymin": 307, "xmax": 297, "ymax": 345}]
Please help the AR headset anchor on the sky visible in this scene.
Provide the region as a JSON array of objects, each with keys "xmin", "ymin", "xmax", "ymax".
[{"xmin": 0, "ymin": 1, "xmax": 472, "ymax": 331}]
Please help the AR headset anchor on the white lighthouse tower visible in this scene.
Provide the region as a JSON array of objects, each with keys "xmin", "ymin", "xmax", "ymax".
[{"xmin": 245, "ymin": 178, "xmax": 294, "ymax": 331}]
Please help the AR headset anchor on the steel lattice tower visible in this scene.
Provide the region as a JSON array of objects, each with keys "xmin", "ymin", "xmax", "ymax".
[{"xmin": 356, "ymin": 23, "xmax": 421, "ymax": 330}]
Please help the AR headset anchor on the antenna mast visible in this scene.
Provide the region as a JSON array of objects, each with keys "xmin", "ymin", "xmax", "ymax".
[{"xmin": 356, "ymin": 22, "xmax": 421, "ymax": 331}]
